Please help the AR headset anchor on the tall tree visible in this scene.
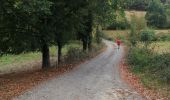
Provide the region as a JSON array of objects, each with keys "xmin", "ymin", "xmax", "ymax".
[
  {"xmin": 145, "ymin": 0, "xmax": 167, "ymax": 28},
  {"xmin": 0, "ymin": 0, "xmax": 54, "ymax": 68}
]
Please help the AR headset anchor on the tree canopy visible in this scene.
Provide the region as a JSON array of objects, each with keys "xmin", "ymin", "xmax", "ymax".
[{"xmin": 0, "ymin": 0, "xmax": 120, "ymax": 68}]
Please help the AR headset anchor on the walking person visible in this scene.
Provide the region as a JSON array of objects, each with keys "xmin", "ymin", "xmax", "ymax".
[{"xmin": 116, "ymin": 38, "xmax": 121, "ymax": 49}]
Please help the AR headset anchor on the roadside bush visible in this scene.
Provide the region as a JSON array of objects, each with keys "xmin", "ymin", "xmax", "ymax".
[
  {"xmin": 128, "ymin": 48, "xmax": 151, "ymax": 72},
  {"xmin": 128, "ymin": 47, "xmax": 170, "ymax": 84},
  {"xmin": 149, "ymin": 53, "xmax": 170, "ymax": 83},
  {"xmin": 140, "ymin": 30, "xmax": 155, "ymax": 42},
  {"xmin": 140, "ymin": 29, "xmax": 156, "ymax": 47},
  {"xmin": 65, "ymin": 47, "xmax": 88, "ymax": 64},
  {"xmin": 65, "ymin": 43, "xmax": 104, "ymax": 64}
]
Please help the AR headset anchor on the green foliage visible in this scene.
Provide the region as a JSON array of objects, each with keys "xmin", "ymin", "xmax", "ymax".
[
  {"xmin": 149, "ymin": 53, "xmax": 170, "ymax": 83},
  {"xmin": 0, "ymin": 0, "xmax": 121, "ymax": 68},
  {"xmin": 128, "ymin": 43, "xmax": 170, "ymax": 98},
  {"xmin": 140, "ymin": 29, "xmax": 155, "ymax": 43},
  {"xmin": 0, "ymin": 42, "xmax": 82, "ymax": 68},
  {"xmin": 65, "ymin": 47, "xmax": 88, "ymax": 63},
  {"xmin": 128, "ymin": 47, "xmax": 170, "ymax": 84},
  {"xmin": 123, "ymin": 0, "xmax": 150, "ymax": 11},
  {"xmin": 65, "ymin": 43, "xmax": 103, "ymax": 64},
  {"xmin": 145, "ymin": 0, "xmax": 167, "ymax": 28},
  {"xmin": 107, "ymin": 11, "xmax": 129, "ymax": 30},
  {"xmin": 128, "ymin": 48, "xmax": 151, "ymax": 71},
  {"xmin": 0, "ymin": 0, "xmax": 54, "ymax": 54},
  {"xmin": 129, "ymin": 15, "xmax": 138, "ymax": 46},
  {"xmin": 129, "ymin": 15, "xmax": 147, "ymax": 47}
]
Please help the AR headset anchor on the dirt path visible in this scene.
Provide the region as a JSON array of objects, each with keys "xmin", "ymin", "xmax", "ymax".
[{"xmin": 14, "ymin": 40, "xmax": 144, "ymax": 100}]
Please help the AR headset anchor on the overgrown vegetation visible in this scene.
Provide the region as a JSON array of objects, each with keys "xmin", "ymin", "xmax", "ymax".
[
  {"xmin": 65, "ymin": 42, "xmax": 104, "ymax": 64},
  {"xmin": 128, "ymin": 47, "xmax": 170, "ymax": 98},
  {"xmin": 140, "ymin": 29, "xmax": 156, "ymax": 47},
  {"xmin": 127, "ymin": 12, "xmax": 170, "ymax": 98}
]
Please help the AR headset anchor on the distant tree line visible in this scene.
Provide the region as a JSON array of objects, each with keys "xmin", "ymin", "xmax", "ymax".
[{"xmin": 122, "ymin": 0, "xmax": 169, "ymax": 11}]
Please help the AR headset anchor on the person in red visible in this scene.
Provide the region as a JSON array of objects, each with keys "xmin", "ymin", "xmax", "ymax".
[{"xmin": 116, "ymin": 38, "xmax": 121, "ymax": 49}]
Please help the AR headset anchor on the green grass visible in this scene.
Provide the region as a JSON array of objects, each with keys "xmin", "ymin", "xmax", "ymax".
[
  {"xmin": 0, "ymin": 41, "xmax": 82, "ymax": 71},
  {"xmin": 0, "ymin": 52, "xmax": 41, "ymax": 67}
]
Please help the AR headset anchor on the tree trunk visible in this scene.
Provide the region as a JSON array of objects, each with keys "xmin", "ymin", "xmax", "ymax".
[
  {"xmin": 82, "ymin": 39, "xmax": 87, "ymax": 51},
  {"xmin": 57, "ymin": 42, "xmax": 62, "ymax": 66},
  {"xmin": 42, "ymin": 43, "xmax": 50, "ymax": 69},
  {"xmin": 88, "ymin": 41, "xmax": 92, "ymax": 51},
  {"xmin": 87, "ymin": 10, "xmax": 93, "ymax": 51}
]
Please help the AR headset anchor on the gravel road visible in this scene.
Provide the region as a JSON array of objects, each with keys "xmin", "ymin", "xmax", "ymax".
[{"xmin": 14, "ymin": 40, "xmax": 145, "ymax": 100}]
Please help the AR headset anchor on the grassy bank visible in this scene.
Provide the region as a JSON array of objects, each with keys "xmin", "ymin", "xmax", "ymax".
[
  {"xmin": 0, "ymin": 41, "xmax": 82, "ymax": 74},
  {"xmin": 128, "ymin": 41, "xmax": 170, "ymax": 99}
]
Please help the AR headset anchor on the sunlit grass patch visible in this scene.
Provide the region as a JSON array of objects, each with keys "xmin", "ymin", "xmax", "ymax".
[
  {"xmin": 137, "ymin": 41, "xmax": 170, "ymax": 54},
  {"xmin": 0, "ymin": 41, "xmax": 82, "ymax": 73},
  {"xmin": 149, "ymin": 41, "xmax": 170, "ymax": 54}
]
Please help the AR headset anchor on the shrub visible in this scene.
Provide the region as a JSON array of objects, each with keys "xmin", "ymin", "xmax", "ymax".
[
  {"xmin": 65, "ymin": 47, "xmax": 88, "ymax": 64},
  {"xmin": 140, "ymin": 29, "xmax": 156, "ymax": 48},
  {"xmin": 128, "ymin": 45, "xmax": 170, "ymax": 84},
  {"xmin": 128, "ymin": 48, "xmax": 151, "ymax": 72},
  {"xmin": 149, "ymin": 53, "xmax": 170, "ymax": 83},
  {"xmin": 65, "ymin": 43, "xmax": 104, "ymax": 64},
  {"xmin": 140, "ymin": 29, "xmax": 155, "ymax": 42}
]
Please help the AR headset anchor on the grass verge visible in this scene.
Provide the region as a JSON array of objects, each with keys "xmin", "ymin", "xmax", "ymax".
[
  {"xmin": 0, "ymin": 41, "xmax": 82, "ymax": 74},
  {"xmin": 127, "ymin": 42, "xmax": 170, "ymax": 99}
]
